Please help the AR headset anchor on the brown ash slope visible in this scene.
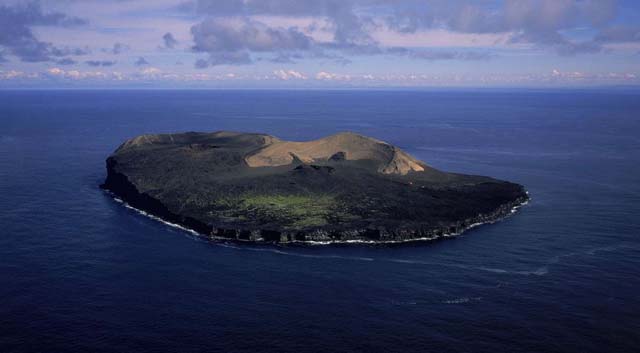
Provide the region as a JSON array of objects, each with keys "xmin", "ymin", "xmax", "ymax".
[{"xmin": 102, "ymin": 131, "xmax": 528, "ymax": 243}]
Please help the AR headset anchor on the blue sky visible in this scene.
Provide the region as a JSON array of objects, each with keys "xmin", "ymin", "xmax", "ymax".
[{"xmin": 1, "ymin": 0, "xmax": 639, "ymax": 88}]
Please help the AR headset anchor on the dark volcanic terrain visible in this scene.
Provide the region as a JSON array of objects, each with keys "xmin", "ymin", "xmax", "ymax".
[{"xmin": 102, "ymin": 131, "xmax": 528, "ymax": 243}]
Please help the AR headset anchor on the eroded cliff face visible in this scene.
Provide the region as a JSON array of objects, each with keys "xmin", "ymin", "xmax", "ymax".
[{"xmin": 102, "ymin": 131, "xmax": 529, "ymax": 244}]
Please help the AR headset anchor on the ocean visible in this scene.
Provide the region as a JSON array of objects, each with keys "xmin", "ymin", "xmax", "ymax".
[{"xmin": 1, "ymin": 89, "xmax": 639, "ymax": 352}]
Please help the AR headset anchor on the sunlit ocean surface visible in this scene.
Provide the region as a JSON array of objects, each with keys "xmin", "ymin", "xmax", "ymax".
[{"xmin": 1, "ymin": 89, "xmax": 639, "ymax": 352}]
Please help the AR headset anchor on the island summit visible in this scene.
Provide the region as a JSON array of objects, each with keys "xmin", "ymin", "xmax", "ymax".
[{"xmin": 102, "ymin": 131, "xmax": 528, "ymax": 243}]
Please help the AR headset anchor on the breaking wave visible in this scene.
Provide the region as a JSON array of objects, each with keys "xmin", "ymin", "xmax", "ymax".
[{"xmin": 106, "ymin": 191, "xmax": 632, "ymax": 278}]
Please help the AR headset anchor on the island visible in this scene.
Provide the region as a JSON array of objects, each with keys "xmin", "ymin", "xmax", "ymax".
[{"xmin": 101, "ymin": 131, "xmax": 528, "ymax": 243}]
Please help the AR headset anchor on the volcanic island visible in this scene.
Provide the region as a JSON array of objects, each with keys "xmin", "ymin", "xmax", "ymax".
[{"xmin": 102, "ymin": 131, "xmax": 528, "ymax": 243}]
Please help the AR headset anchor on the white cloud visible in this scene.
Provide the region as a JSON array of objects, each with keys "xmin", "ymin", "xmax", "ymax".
[
  {"xmin": 273, "ymin": 69, "xmax": 307, "ymax": 80},
  {"xmin": 551, "ymin": 69, "xmax": 587, "ymax": 79},
  {"xmin": 1, "ymin": 67, "xmax": 639, "ymax": 87},
  {"xmin": 47, "ymin": 67, "xmax": 64, "ymax": 75},
  {"xmin": 140, "ymin": 67, "xmax": 162, "ymax": 76},
  {"xmin": 315, "ymin": 71, "xmax": 352, "ymax": 81},
  {"xmin": 0, "ymin": 70, "xmax": 27, "ymax": 79},
  {"xmin": 66, "ymin": 70, "xmax": 82, "ymax": 79},
  {"xmin": 42, "ymin": 67, "xmax": 119, "ymax": 80}
]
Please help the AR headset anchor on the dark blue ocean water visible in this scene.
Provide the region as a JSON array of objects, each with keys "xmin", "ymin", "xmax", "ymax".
[{"xmin": 1, "ymin": 89, "xmax": 639, "ymax": 353}]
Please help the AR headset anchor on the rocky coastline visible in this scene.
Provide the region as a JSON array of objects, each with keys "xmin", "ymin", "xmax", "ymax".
[
  {"xmin": 103, "ymin": 178, "xmax": 528, "ymax": 244},
  {"xmin": 101, "ymin": 131, "xmax": 529, "ymax": 244}
]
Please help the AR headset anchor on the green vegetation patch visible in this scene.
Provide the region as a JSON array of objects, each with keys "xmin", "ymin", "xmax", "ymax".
[
  {"xmin": 204, "ymin": 193, "xmax": 361, "ymax": 229},
  {"xmin": 240, "ymin": 194, "xmax": 335, "ymax": 228}
]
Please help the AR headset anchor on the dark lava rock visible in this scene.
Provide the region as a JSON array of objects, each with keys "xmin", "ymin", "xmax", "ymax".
[{"xmin": 101, "ymin": 131, "xmax": 528, "ymax": 243}]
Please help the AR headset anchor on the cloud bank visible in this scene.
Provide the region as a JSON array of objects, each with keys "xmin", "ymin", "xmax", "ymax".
[
  {"xmin": 0, "ymin": 0, "xmax": 639, "ymax": 87},
  {"xmin": 0, "ymin": 1, "xmax": 86, "ymax": 62}
]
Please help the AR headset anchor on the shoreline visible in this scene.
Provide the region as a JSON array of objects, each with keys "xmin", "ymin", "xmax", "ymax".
[
  {"xmin": 102, "ymin": 188, "xmax": 529, "ymax": 246},
  {"xmin": 101, "ymin": 131, "xmax": 530, "ymax": 245}
]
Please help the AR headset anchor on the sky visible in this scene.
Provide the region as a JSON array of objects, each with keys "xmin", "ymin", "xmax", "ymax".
[{"xmin": 1, "ymin": 0, "xmax": 639, "ymax": 88}]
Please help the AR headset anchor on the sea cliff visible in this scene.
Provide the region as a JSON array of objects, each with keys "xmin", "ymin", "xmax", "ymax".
[{"xmin": 102, "ymin": 131, "xmax": 528, "ymax": 243}]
